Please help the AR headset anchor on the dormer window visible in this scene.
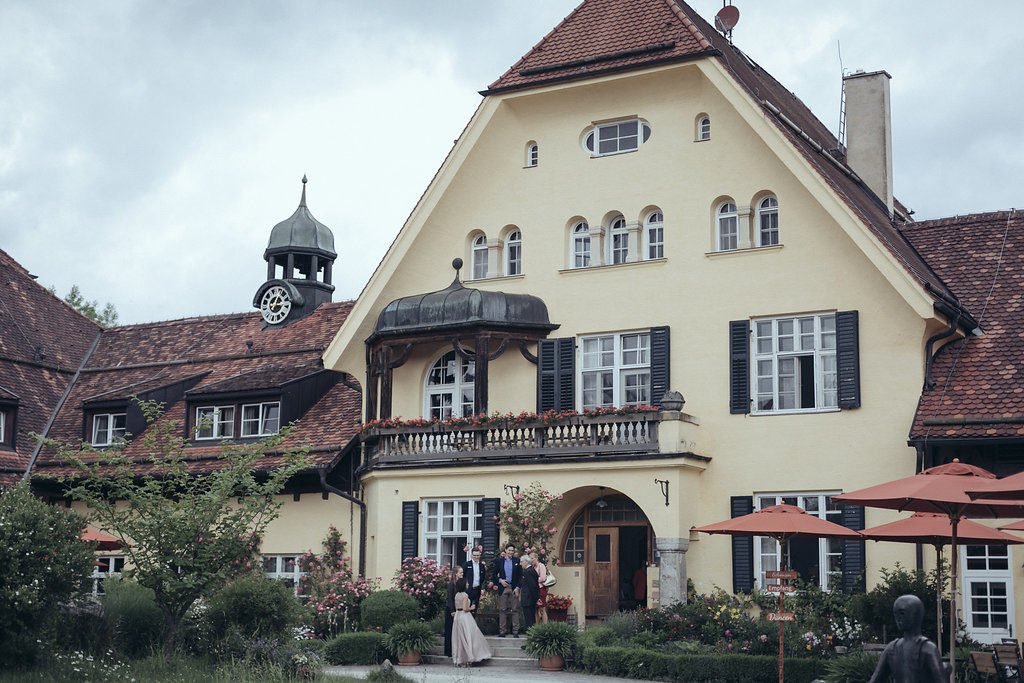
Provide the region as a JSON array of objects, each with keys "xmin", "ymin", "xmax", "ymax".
[
  {"xmin": 241, "ymin": 402, "xmax": 281, "ymax": 437},
  {"xmin": 91, "ymin": 413, "xmax": 126, "ymax": 447},
  {"xmin": 0, "ymin": 407, "xmax": 10, "ymax": 448},
  {"xmin": 584, "ymin": 119, "xmax": 651, "ymax": 157},
  {"xmin": 195, "ymin": 406, "xmax": 235, "ymax": 440}
]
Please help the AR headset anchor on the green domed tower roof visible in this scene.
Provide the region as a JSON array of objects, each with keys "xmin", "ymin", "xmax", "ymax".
[{"xmin": 265, "ymin": 175, "xmax": 337, "ymax": 259}]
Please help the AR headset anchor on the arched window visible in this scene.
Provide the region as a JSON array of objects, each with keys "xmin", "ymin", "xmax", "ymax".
[
  {"xmin": 471, "ymin": 234, "xmax": 488, "ymax": 279},
  {"xmin": 608, "ymin": 216, "xmax": 628, "ymax": 264},
  {"xmin": 505, "ymin": 230, "xmax": 522, "ymax": 276},
  {"xmin": 526, "ymin": 142, "xmax": 538, "ymax": 168},
  {"xmin": 696, "ymin": 115, "xmax": 711, "ymax": 141},
  {"xmin": 571, "ymin": 222, "xmax": 591, "ymax": 268},
  {"xmin": 757, "ymin": 196, "xmax": 779, "ymax": 247},
  {"xmin": 562, "ymin": 514, "xmax": 585, "ymax": 564},
  {"xmin": 717, "ymin": 202, "xmax": 739, "ymax": 251},
  {"xmin": 645, "ymin": 211, "xmax": 664, "ymax": 259},
  {"xmin": 424, "ymin": 350, "xmax": 475, "ymax": 420}
]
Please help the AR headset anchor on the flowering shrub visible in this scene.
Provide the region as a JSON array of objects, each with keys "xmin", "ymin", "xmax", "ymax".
[
  {"xmin": 361, "ymin": 406, "xmax": 659, "ymax": 433},
  {"xmin": 497, "ymin": 481, "xmax": 562, "ymax": 564},
  {"xmin": 299, "ymin": 527, "xmax": 378, "ymax": 637},
  {"xmin": 546, "ymin": 594, "xmax": 573, "ymax": 610},
  {"xmin": 393, "ymin": 556, "xmax": 449, "ymax": 619}
]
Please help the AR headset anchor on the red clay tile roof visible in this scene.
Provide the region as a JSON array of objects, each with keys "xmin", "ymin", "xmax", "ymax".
[
  {"xmin": 486, "ymin": 0, "xmax": 957, "ymax": 311},
  {"xmin": 904, "ymin": 211, "xmax": 1024, "ymax": 440},
  {"xmin": 188, "ymin": 363, "xmax": 323, "ymax": 396}
]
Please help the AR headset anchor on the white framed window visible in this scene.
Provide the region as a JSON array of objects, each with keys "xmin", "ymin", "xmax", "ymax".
[
  {"xmin": 91, "ymin": 555, "xmax": 125, "ymax": 596},
  {"xmin": 716, "ymin": 201, "xmax": 739, "ymax": 251},
  {"xmin": 963, "ymin": 544, "xmax": 1014, "ymax": 644},
  {"xmin": 757, "ymin": 196, "xmax": 779, "ymax": 247},
  {"xmin": 0, "ymin": 410, "xmax": 6, "ymax": 443},
  {"xmin": 241, "ymin": 402, "xmax": 281, "ymax": 437},
  {"xmin": 505, "ymin": 230, "xmax": 522, "ymax": 276},
  {"xmin": 195, "ymin": 405, "xmax": 235, "ymax": 440},
  {"xmin": 645, "ymin": 211, "xmax": 664, "ymax": 259},
  {"xmin": 91, "ymin": 413, "xmax": 126, "ymax": 446},
  {"xmin": 752, "ymin": 313, "xmax": 837, "ymax": 413},
  {"xmin": 424, "ymin": 351, "xmax": 475, "ymax": 420},
  {"xmin": 579, "ymin": 331, "xmax": 650, "ymax": 409},
  {"xmin": 608, "ymin": 216, "xmax": 628, "ymax": 264},
  {"xmin": 471, "ymin": 234, "xmax": 488, "ymax": 280},
  {"xmin": 526, "ymin": 142, "xmax": 538, "ymax": 167},
  {"xmin": 422, "ymin": 498, "xmax": 482, "ymax": 568},
  {"xmin": 696, "ymin": 115, "xmax": 711, "ymax": 141},
  {"xmin": 263, "ymin": 555, "xmax": 304, "ymax": 595},
  {"xmin": 584, "ymin": 119, "xmax": 651, "ymax": 156},
  {"xmin": 754, "ymin": 493, "xmax": 842, "ymax": 591},
  {"xmin": 571, "ymin": 221, "xmax": 591, "ymax": 268}
]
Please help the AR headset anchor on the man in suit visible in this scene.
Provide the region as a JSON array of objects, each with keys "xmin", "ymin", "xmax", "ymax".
[
  {"xmin": 519, "ymin": 554, "xmax": 540, "ymax": 633},
  {"xmin": 462, "ymin": 546, "xmax": 487, "ymax": 617},
  {"xmin": 492, "ymin": 543, "xmax": 521, "ymax": 637}
]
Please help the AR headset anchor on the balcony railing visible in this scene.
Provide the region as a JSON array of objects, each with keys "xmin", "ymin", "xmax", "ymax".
[{"xmin": 362, "ymin": 412, "xmax": 661, "ymax": 464}]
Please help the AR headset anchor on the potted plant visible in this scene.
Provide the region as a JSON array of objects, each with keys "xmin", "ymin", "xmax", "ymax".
[
  {"xmin": 545, "ymin": 594, "xmax": 572, "ymax": 622},
  {"xmin": 524, "ymin": 621, "xmax": 578, "ymax": 671},
  {"xmin": 383, "ymin": 619, "xmax": 436, "ymax": 666}
]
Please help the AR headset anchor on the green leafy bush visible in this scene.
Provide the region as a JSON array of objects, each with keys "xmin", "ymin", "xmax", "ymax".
[
  {"xmin": 578, "ymin": 644, "xmax": 824, "ymax": 682},
  {"xmin": 579, "ymin": 625, "xmax": 620, "ymax": 648},
  {"xmin": 0, "ymin": 482, "xmax": 94, "ymax": 665},
  {"xmin": 524, "ymin": 621, "xmax": 579, "ymax": 658},
  {"xmin": 360, "ymin": 590, "xmax": 419, "ymax": 632},
  {"xmin": 102, "ymin": 578, "xmax": 165, "ymax": 658},
  {"xmin": 849, "ymin": 563, "xmax": 946, "ymax": 644},
  {"xmin": 205, "ymin": 574, "xmax": 303, "ymax": 640},
  {"xmin": 606, "ymin": 610, "xmax": 642, "ymax": 640},
  {"xmin": 823, "ymin": 651, "xmax": 880, "ymax": 683},
  {"xmin": 383, "ymin": 619, "xmax": 437, "ymax": 657},
  {"xmin": 324, "ymin": 632, "xmax": 386, "ymax": 664}
]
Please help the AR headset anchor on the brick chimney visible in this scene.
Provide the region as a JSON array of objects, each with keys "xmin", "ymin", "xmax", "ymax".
[{"xmin": 843, "ymin": 70, "xmax": 893, "ymax": 217}]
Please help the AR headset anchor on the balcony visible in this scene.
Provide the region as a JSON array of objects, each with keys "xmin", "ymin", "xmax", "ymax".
[{"xmin": 362, "ymin": 411, "xmax": 687, "ymax": 465}]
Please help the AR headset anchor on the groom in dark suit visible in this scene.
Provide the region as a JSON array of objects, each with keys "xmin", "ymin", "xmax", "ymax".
[
  {"xmin": 462, "ymin": 546, "xmax": 487, "ymax": 616},
  {"xmin": 492, "ymin": 543, "xmax": 521, "ymax": 637},
  {"xmin": 519, "ymin": 554, "xmax": 540, "ymax": 632}
]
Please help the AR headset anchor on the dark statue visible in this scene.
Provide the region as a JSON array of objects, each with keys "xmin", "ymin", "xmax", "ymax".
[{"xmin": 868, "ymin": 594, "xmax": 948, "ymax": 683}]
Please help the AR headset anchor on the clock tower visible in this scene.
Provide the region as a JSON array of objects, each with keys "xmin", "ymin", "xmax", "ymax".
[{"xmin": 253, "ymin": 176, "xmax": 337, "ymax": 326}]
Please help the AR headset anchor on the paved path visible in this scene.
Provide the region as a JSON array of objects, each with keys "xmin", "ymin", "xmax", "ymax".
[{"xmin": 324, "ymin": 664, "xmax": 639, "ymax": 683}]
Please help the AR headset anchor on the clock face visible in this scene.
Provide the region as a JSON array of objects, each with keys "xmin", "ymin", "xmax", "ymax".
[{"xmin": 260, "ymin": 285, "xmax": 292, "ymax": 324}]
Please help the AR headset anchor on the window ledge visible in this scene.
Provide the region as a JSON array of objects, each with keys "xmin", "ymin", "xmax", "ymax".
[
  {"xmin": 559, "ymin": 258, "xmax": 667, "ymax": 275},
  {"xmin": 705, "ymin": 244, "xmax": 783, "ymax": 258},
  {"xmin": 589, "ymin": 149, "xmax": 639, "ymax": 159},
  {"xmin": 750, "ymin": 407, "xmax": 840, "ymax": 417},
  {"xmin": 465, "ymin": 273, "xmax": 526, "ymax": 284}
]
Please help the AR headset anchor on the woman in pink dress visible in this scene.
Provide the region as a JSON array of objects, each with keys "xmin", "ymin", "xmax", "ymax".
[{"xmin": 451, "ymin": 577, "xmax": 493, "ymax": 666}]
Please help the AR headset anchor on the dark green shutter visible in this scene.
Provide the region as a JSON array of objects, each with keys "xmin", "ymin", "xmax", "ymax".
[
  {"xmin": 731, "ymin": 496, "xmax": 754, "ymax": 593},
  {"xmin": 840, "ymin": 504, "xmax": 866, "ymax": 593},
  {"xmin": 650, "ymin": 326, "xmax": 670, "ymax": 406},
  {"xmin": 836, "ymin": 311, "xmax": 860, "ymax": 409},
  {"xmin": 729, "ymin": 321, "xmax": 750, "ymax": 414},
  {"xmin": 480, "ymin": 498, "xmax": 501, "ymax": 563},
  {"xmin": 537, "ymin": 337, "xmax": 575, "ymax": 411},
  {"xmin": 401, "ymin": 501, "xmax": 418, "ymax": 561}
]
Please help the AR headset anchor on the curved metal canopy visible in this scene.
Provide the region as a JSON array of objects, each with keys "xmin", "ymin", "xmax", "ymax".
[{"xmin": 265, "ymin": 176, "xmax": 337, "ymax": 258}]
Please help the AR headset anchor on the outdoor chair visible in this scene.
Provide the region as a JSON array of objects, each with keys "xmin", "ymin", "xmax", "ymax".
[
  {"xmin": 971, "ymin": 651, "xmax": 1000, "ymax": 682},
  {"xmin": 993, "ymin": 642, "xmax": 1022, "ymax": 682}
]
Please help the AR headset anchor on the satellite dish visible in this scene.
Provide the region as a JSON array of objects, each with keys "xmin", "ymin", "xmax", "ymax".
[{"xmin": 715, "ymin": 5, "xmax": 740, "ymax": 33}]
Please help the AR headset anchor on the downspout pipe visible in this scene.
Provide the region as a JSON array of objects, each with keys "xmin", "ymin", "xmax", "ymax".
[
  {"xmin": 318, "ymin": 466, "xmax": 367, "ymax": 578},
  {"xmin": 923, "ymin": 312, "xmax": 960, "ymax": 390}
]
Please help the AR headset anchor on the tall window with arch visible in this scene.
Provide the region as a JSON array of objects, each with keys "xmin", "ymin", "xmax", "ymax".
[
  {"xmin": 645, "ymin": 211, "xmax": 664, "ymax": 259},
  {"xmin": 505, "ymin": 230, "xmax": 522, "ymax": 276},
  {"xmin": 471, "ymin": 234, "xmax": 488, "ymax": 279},
  {"xmin": 696, "ymin": 115, "xmax": 711, "ymax": 141},
  {"xmin": 425, "ymin": 350, "xmax": 475, "ymax": 420},
  {"xmin": 526, "ymin": 142, "xmax": 538, "ymax": 168},
  {"xmin": 608, "ymin": 216, "xmax": 628, "ymax": 264},
  {"xmin": 572, "ymin": 221, "xmax": 591, "ymax": 268},
  {"xmin": 717, "ymin": 202, "xmax": 739, "ymax": 251},
  {"xmin": 757, "ymin": 196, "xmax": 779, "ymax": 247}
]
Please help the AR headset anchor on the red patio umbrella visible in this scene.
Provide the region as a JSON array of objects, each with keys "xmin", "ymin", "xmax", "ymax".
[
  {"xmin": 80, "ymin": 528, "xmax": 123, "ymax": 551},
  {"xmin": 967, "ymin": 470, "xmax": 1024, "ymax": 500},
  {"xmin": 998, "ymin": 519, "xmax": 1024, "ymax": 532},
  {"xmin": 862, "ymin": 512, "xmax": 1024, "ymax": 647},
  {"xmin": 695, "ymin": 504, "xmax": 863, "ymax": 683},
  {"xmin": 833, "ymin": 460, "xmax": 1024, "ymax": 680}
]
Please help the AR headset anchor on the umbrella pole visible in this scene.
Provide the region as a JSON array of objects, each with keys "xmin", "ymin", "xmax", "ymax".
[
  {"xmin": 934, "ymin": 544, "xmax": 943, "ymax": 651},
  {"xmin": 778, "ymin": 537, "xmax": 787, "ymax": 683},
  {"xmin": 949, "ymin": 518, "xmax": 959, "ymax": 683}
]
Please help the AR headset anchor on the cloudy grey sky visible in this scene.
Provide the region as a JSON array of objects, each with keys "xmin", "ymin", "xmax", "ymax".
[{"xmin": 2, "ymin": 1, "xmax": 1021, "ymax": 325}]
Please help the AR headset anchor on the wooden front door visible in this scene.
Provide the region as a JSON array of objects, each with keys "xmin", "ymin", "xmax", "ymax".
[{"xmin": 586, "ymin": 526, "xmax": 618, "ymax": 616}]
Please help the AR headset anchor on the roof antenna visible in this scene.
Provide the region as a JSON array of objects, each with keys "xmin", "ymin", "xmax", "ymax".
[
  {"xmin": 714, "ymin": 2, "xmax": 740, "ymax": 43},
  {"xmin": 299, "ymin": 174, "xmax": 308, "ymax": 207},
  {"xmin": 837, "ymin": 41, "xmax": 847, "ymax": 151}
]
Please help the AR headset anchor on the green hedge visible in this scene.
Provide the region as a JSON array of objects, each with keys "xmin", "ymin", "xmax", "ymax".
[
  {"xmin": 324, "ymin": 632, "xmax": 387, "ymax": 665},
  {"xmin": 577, "ymin": 645, "xmax": 823, "ymax": 683},
  {"xmin": 360, "ymin": 590, "xmax": 419, "ymax": 632}
]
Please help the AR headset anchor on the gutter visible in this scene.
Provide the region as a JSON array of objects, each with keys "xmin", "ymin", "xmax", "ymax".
[
  {"xmin": 318, "ymin": 466, "xmax": 367, "ymax": 579},
  {"xmin": 923, "ymin": 312, "xmax": 960, "ymax": 390},
  {"xmin": 23, "ymin": 331, "xmax": 103, "ymax": 480}
]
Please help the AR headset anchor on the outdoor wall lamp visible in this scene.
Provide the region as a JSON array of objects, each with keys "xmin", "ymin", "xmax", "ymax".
[
  {"xmin": 655, "ymin": 478, "xmax": 670, "ymax": 506},
  {"xmin": 594, "ymin": 486, "xmax": 609, "ymax": 509},
  {"xmin": 503, "ymin": 484, "xmax": 520, "ymax": 497}
]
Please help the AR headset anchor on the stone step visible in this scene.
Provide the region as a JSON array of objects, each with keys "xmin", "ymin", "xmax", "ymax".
[
  {"xmin": 428, "ymin": 644, "xmax": 528, "ymax": 658},
  {"xmin": 422, "ymin": 654, "xmax": 539, "ymax": 669}
]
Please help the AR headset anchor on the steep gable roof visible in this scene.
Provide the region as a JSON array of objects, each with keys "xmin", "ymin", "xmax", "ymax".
[{"xmin": 904, "ymin": 210, "xmax": 1024, "ymax": 440}]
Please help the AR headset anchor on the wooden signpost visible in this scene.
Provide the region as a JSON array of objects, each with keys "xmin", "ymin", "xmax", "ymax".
[{"xmin": 765, "ymin": 569, "xmax": 799, "ymax": 683}]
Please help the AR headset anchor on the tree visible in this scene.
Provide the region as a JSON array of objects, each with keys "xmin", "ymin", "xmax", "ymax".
[
  {"xmin": 59, "ymin": 284, "xmax": 119, "ymax": 327},
  {"xmin": 497, "ymin": 481, "xmax": 562, "ymax": 565},
  {"xmin": 0, "ymin": 481, "xmax": 95, "ymax": 665},
  {"xmin": 58, "ymin": 401, "xmax": 309, "ymax": 656}
]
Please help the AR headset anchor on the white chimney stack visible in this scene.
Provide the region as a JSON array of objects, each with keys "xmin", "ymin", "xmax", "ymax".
[{"xmin": 843, "ymin": 70, "xmax": 894, "ymax": 217}]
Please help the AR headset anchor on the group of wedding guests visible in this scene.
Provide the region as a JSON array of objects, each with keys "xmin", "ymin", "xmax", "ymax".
[{"xmin": 442, "ymin": 544, "xmax": 552, "ymax": 667}]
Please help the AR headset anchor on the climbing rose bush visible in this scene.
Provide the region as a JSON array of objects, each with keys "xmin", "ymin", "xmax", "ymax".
[
  {"xmin": 498, "ymin": 481, "xmax": 561, "ymax": 565},
  {"xmin": 299, "ymin": 526, "xmax": 377, "ymax": 637},
  {"xmin": 393, "ymin": 556, "xmax": 449, "ymax": 619}
]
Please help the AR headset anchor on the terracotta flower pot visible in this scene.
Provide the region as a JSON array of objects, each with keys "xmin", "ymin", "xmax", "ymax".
[
  {"xmin": 538, "ymin": 654, "xmax": 565, "ymax": 671},
  {"xmin": 397, "ymin": 651, "xmax": 421, "ymax": 666}
]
